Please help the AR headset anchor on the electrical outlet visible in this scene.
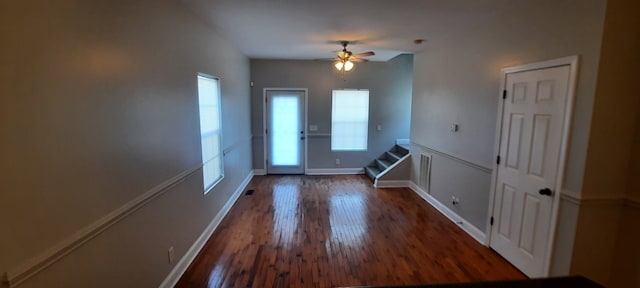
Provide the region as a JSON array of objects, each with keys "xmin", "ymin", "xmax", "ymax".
[
  {"xmin": 168, "ymin": 246, "xmax": 175, "ymax": 264},
  {"xmin": 335, "ymin": 158, "xmax": 341, "ymax": 165},
  {"xmin": 452, "ymin": 196, "xmax": 460, "ymax": 206}
]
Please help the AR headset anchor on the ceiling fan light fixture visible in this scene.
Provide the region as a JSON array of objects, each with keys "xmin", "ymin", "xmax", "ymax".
[
  {"xmin": 344, "ymin": 60, "xmax": 354, "ymax": 71},
  {"xmin": 332, "ymin": 41, "xmax": 371, "ymax": 73}
]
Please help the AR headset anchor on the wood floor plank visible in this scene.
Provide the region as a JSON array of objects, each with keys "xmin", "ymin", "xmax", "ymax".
[{"xmin": 176, "ymin": 175, "xmax": 526, "ymax": 287}]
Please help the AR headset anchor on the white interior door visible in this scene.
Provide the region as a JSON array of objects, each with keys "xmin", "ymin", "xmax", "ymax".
[
  {"xmin": 490, "ymin": 65, "xmax": 571, "ymax": 277},
  {"xmin": 266, "ymin": 90, "xmax": 305, "ymax": 174}
]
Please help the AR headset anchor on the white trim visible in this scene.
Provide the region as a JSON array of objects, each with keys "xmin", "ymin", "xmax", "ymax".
[
  {"xmin": 252, "ymin": 169, "xmax": 266, "ymax": 176},
  {"xmin": 562, "ymin": 193, "xmax": 625, "ymax": 206},
  {"xmin": 198, "ymin": 73, "xmax": 225, "ymax": 195},
  {"xmin": 374, "ymin": 180, "xmax": 410, "ymax": 188},
  {"xmin": 559, "ymin": 191, "xmax": 582, "ymax": 205},
  {"xmin": 3, "ymin": 164, "xmax": 203, "ymax": 288},
  {"xmin": 373, "ymin": 153, "xmax": 411, "ymax": 183},
  {"xmin": 486, "ymin": 55, "xmax": 579, "ymax": 277},
  {"xmin": 262, "ymin": 90, "xmax": 268, "ymax": 174},
  {"xmin": 559, "ymin": 188, "xmax": 623, "ymax": 203},
  {"xmin": 409, "ymin": 182, "xmax": 486, "ymax": 244},
  {"xmin": 411, "ymin": 142, "xmax": 492, "ymax": 173},
  {"xmin": 577, "ymin": 197, "xmax": 625, "ymax": 207},
  {"xmin": 559, "ymin": 189, "xmax": 581, "ymax": 202},
  {"xmin": 501, "ymin": 56, "xmax": 580, "ymax": 74},
  {"xmin": 305, "ymin": 168, "xmax": 364, "ymax": 175},
  {"xmin": 159, "ymin": 171, "xmax": 253, "ymax": 288},
  {"xmin": 560, "ymin": 192, "xmax": 640, "ymax": 209},
  {"xmin": 304, "ymin": 88, "xmax": 309, "ymax": 175}
]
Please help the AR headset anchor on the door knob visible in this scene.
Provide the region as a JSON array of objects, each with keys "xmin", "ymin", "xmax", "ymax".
[
  {"xmin": 300, "ymin": 136, "xmax": 305, "ymax": 140},
  {"xmin": 539, "ymin": 188, "xmax": 553, "ymax": 196}
]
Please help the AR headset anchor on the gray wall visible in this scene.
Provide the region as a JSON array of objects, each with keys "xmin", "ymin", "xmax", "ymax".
[
  {"xmin": 409, "ymin": 0, "xmax": 606, "ymax": 260},
  {"xmin": 0, "ymin": 1, "xmax": 251, "ymax": 287},
  {"xmin": 250, "ymin": 55, "xmax": 413, "ymax": 171}
]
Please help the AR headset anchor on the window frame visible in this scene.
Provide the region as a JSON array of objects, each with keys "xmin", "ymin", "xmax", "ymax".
[
  {"xmin": 197, "ymin": 73, "xmax": 224, "ymax": 194},
  {"xmin": 331, "ymin": 89, "xmax": 370, "ymax": 151}
]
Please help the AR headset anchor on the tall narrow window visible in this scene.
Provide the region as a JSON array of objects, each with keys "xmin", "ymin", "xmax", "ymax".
[
  {"xmin": 197, "ymin": 74, "xmax": 224, "ymax": 193},
  {"xmin": 331, "ymin": 89, "xmax": 369, "ymax": 151}
]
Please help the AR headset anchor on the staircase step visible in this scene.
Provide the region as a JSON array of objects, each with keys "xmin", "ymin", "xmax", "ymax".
[
  {"xmin": 376, "ymin": 159, "xmax": 392, "ymax": 170},
  {"xmin": 364, "ymin": 166, "xmax": 381, "ymax": 181},
  {"xmin": 391, "ymin": 145, "xmax": 410, "ymax": 157},
  {"xmin": 386, "ymin": 151, "xmax": 402, "ymax": 162},
  {"xmin": 364, "ymin": 144, "xmax": 411, "ymax": 184}
]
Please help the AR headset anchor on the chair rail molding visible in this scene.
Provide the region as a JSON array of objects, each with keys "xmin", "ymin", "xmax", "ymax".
[
  {"xmin": 3, "ymin": 163, "xmax": 204, "ymax": 288},
  {"xmin": 410, "ymin": 142, "xmax": 492, "ymax": 174}
]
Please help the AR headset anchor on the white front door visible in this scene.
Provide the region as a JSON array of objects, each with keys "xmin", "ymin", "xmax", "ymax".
[
  {"xmin": 265, "ymin": 90, "xmax": 305, "ymax": 174},
  {"xmin": 490, "ymin": 64, "xmax": 571, "ymax": 277}
]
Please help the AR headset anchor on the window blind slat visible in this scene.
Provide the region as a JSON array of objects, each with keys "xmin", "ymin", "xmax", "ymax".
[{"xmin": 331, "ymin": 90, "xmax": 369, "ymax": 151}]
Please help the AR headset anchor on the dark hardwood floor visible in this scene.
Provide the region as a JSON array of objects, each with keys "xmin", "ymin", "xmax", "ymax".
[{"xmin": 176, "ymin": 175, "xmax": 525, "ymax": 287}]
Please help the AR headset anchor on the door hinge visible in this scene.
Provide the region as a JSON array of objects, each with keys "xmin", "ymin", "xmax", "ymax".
[
  {"xmin": 496, "ymin": 155, "xmax": 501, "ymax": 165},
  {"xmin": 490, "ymin": 216, "xmax": 494, "ymax": 226},
  {"xmin": 265, "ymin": 129, "xmax": 268, "ymax": 134},
  {"xmin": 502, "ymin": 90, "xmax": 507, "ymax": 99}
]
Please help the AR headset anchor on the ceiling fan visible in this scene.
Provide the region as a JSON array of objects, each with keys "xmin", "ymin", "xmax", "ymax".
[{"xmin": 333, "ymin": 41, "xmax": 375, "ymax": 72}]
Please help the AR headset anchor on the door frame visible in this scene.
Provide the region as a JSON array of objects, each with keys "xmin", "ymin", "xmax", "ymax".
[
  {"xmin": 262, "ymin": 88, "xmax": 308, "ymax": 174},
  {"xmin": 486, "ymin": 56, "xmax": 579, "ymax": 276}
]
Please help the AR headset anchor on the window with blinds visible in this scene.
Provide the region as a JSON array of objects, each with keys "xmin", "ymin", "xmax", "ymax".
[
  {"xmin": 197, "ymin": 74, "xmax": 224, "ymax": 193},
  {"xmin": 331, "ymin": 89, "xmax": 369, "ymax": 151}
]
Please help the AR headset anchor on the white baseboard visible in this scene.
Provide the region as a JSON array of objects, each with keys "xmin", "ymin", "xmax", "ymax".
[
  {"xmin": 408, "ymin": 182, "xmax": 486, "ymax": 244},
  {"xmin": 252, "ymin": 169, "xmax": 266, "ymax": 176},
  {"xmin": 159, "ymin": 171, "xmax": 254, "ymax": 288},
  {"xmin": 374, "ymin": 180, "xmax": 410, "ymax": 188},
  {"xmin": 305, "ymin": 168, "xmax": 364, "ymax": 175}
]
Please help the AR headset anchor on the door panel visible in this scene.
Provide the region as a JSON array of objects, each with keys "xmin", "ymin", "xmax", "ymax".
[
  {"xmin": 498, "ymin": 184, "xmax": 516, "ymax": 239},
  {"xmin": 519, "ymin": 194, "xmax": 540, "ymax": 255},
  {"xmin": 490, "ymin": 65, "xmax": 570, "ymax": 277},
  {"xmin": 266, "ymin": 90, "xmax": 305, "ymax": 174},
  {"xmin": 506, "ymin": 114, "xmax": 524, "ymax": 169},
  {"xmin": 528, "ymin": 115, "xmax": 551, "ymax": 177}
]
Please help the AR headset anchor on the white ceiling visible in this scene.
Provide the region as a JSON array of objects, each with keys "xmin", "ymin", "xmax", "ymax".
[{"xmin": 179, "ymin": 0, "xmax": 511, "ymax": 62}]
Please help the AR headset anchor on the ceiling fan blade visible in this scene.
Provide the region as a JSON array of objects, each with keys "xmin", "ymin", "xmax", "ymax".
[
  {"xmin": 350, "ymin": 58, "xmax": 368, "ymax": 63},
  {"xmin": 352, "ymin": 51, "xmax": 375, "ymax": 58}
]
